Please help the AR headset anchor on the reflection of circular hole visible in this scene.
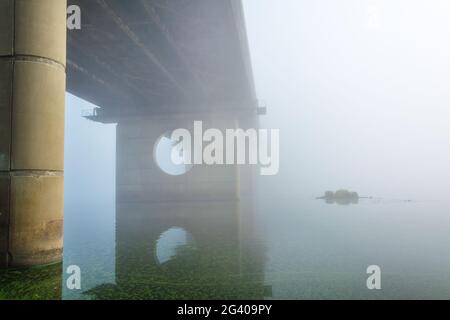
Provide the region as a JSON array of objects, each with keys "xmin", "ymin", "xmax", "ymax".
[
  {"xmin": 156, "ymin": 227, "xmax": 193, "ymax": 264},
  {"xmin": 154, "ymin": 133, "xmax": 192, "ymax": 176}
]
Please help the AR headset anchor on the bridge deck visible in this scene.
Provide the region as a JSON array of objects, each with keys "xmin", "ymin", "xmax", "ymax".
[{"xmin": 67, "ymin": 0, "xmax": 256, "ymax": 121}]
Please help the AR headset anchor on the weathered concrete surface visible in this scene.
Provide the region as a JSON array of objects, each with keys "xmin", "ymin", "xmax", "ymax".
[
  {"xmin": 8, "ymin": 174, "xmax": 64, "ymax": 267},
  {"xmin": 0, "ymin": 0, "xmax": 13, "ymax": 56},
  {"xmin": 116, "ymin": 113, "xmax": 257, "ymax": 203},
  {"xmin": 12, "ymin": 61, "xmax": 65, "ymax": 171},
  {"xmin": 0, "ymin": 60, "xmax": 12, "ymax": 172},
  {"xmin": 0, "ymin": 176, "xmax": 10, "ymax": 268},
  {"xmin": 0, "ymin": 0, "xmax": 66, "ymax": 268},
  {"xmin": 15, "ymin": 0, "xmax": 67, "ymax": 65}
]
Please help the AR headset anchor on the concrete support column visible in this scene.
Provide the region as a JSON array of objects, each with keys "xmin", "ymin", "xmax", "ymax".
[
  {"xmin": 115, "ymin": 113, "xmax": 257, "ymax": 203},
  {"xmin": 0, "ymin": 0, "xmax": 67, "ymax": 268}
]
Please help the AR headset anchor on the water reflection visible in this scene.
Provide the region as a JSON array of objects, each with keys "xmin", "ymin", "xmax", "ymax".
[
  {"xmin": 323, "ymin": 197, "xmax": 359, "ymax": 206},
  {"xmin": 74, "ymin": 114, "xmax": 268, "ymax": 299},
  {"xmin": 156, "ymin": 227, "xmax": 193, "ymax": 265},
  {"xmin": 84, "ymin": 198, "xmax": 267, "ymax": 300}
]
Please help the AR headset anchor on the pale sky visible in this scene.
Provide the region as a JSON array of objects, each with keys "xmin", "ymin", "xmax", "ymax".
[{"xmin": 244, "ymin": 0, "xmax": 450, "ymax": 200}]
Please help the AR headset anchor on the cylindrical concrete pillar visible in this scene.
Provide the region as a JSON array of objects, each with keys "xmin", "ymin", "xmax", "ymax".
[{"xmin": 0, "ymin": 0, "xmax": 67, "ymax": 268}]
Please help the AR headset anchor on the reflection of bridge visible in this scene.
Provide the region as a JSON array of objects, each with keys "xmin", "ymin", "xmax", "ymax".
[
  {"xmin": 0, "ymin": 0, "xmax": 258, "ymax": 268},
  {"xmin": 85, "ymin": 198, "xmax": 267, "ymax": 299}
]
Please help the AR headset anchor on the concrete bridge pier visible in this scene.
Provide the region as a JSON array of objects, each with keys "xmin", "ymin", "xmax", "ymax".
[
  {"xmin": 115, "ymin": 112, "xmax": 258, "ymax": 203},
  {"xmin": 0, "ymin": 0, "xmax": 67, "ymax": 268}
]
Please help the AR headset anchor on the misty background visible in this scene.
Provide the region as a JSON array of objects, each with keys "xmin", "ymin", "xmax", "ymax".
[
  {"xmin": 63, "ymin": 0, "xmax": 450, "ymax": 298},
  {"xmin": 66, "ymin": 0, "xmax": 450, "ymax": 219},
  {"xmin": 244, "ymin": 0, "xmax": 450, "ymax": 201}
]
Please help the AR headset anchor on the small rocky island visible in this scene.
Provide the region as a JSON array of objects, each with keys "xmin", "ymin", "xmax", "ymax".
[{"xmin": 317, "ymin": 189, "xmax": 362, "ymax": 205}]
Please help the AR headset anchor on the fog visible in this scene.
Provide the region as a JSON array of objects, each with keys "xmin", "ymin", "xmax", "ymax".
[
  {"xmin": 6, "ymin": 0, "xmax": 450, "ymax": 301},
  {"xmin": 64, "ymin": 0, "xmax": 450, "ymax": 211},
  {"xmin": 244, "ymin": 0, "xmax": 450, "ymax": 201},
  {"xmin": 59, "ymin": 0, "xmax": 450, "ymax": 299},
  {"xmin": 65, "ymin": 94, "xmax": 116, "ymax": 224}
]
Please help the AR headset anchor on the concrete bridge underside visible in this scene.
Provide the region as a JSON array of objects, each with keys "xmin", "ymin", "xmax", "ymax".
[{"xmin": 0, "ymin": 0, "xmax": 257, "ymax": 268}]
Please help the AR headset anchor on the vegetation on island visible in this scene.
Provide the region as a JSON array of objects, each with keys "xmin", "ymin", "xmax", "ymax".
[{"xmin": 317, "ymin": 189, "xmax": 361, "ymax": 205}]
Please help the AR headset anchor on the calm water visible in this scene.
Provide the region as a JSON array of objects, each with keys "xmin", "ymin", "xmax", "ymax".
[{"xmin": 2, "ymin": 188, "xmax": 450, "ymax": 300}]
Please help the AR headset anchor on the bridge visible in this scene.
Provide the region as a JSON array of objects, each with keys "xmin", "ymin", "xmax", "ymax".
[{"xmin": 0, "ymin": 0, "xmax": 258, "ymax": 268}]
